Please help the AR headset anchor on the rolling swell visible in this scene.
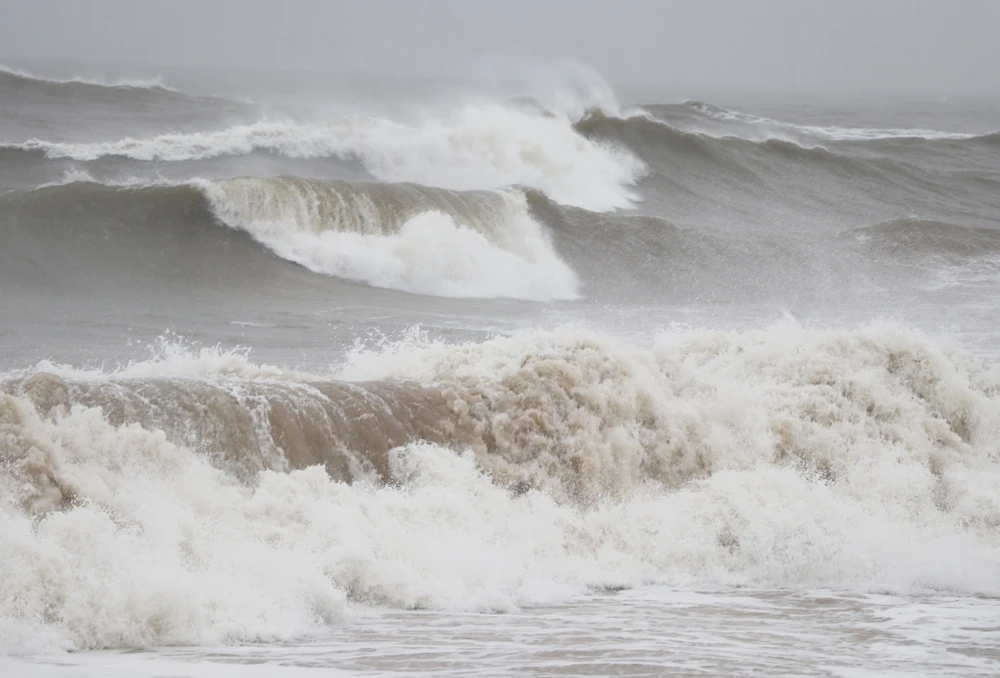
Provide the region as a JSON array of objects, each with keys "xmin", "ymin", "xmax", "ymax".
[
  {"xmin": 0, "ymin": 181, "xmax": 287, "ymax": 294},
  {"xmin": 574, "ymin": 110, "xmax": 1000, "ymax": 228},
  {"xmin": 527, "ymin": 188, "xmax": 1000, "ymax": 304}
]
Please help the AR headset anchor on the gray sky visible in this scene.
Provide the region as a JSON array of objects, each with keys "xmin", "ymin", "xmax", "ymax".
[{"xmin": 1, "ymin": 0, "xmax": 998, "ymax": 93}]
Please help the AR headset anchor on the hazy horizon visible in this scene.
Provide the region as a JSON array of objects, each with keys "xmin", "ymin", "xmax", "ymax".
[{"xmin": 1, "ymin": 0, "xmax": 999, "ymax": 95}]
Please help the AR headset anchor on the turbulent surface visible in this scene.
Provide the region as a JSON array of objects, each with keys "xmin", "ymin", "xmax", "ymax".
[{"xmin": 2, "ymin": 63, "xmax": 1000, "ymax": 676}]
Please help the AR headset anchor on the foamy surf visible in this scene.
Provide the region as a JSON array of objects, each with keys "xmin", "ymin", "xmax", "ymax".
[{"xmin": 2, "ymin": 321, "xmax": 999, "ymax": 652}]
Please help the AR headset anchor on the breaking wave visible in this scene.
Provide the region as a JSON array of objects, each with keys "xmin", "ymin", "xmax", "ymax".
[
  {"xmin": 5, "ymin": 103, "xmax": 646, "ymax": 211},
  {"xmin": 2, "ymin": 322, "xmax": 999, "ymax": 651}
]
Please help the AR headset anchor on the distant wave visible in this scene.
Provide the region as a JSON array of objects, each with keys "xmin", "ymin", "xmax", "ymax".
[
  {"xmin": 0, "ymin": 179, "xmax": 578, "ymax": 301},
  {"xmin": 2, "ymin": 103, "xmax": 646, "ymax": 212},
  {"xmin": 679, "ymin": 100, "xmax": 984, "ymax": 142},
  {"xmin": 0, "ymin": 64, "xmax": 172, "ymax": 90}
]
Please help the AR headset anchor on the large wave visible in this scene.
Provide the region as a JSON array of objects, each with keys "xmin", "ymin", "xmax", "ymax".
[{"xmin": 2, "ymin": 322, "xmax": 999, "ymax": 651}]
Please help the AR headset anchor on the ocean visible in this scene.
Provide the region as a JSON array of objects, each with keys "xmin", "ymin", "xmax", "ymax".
[{"xmin": 1, "ymin": 61, "xmax": 999, "ymax": 677}]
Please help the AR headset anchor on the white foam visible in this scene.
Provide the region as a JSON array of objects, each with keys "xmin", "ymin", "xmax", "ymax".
[
  {"xmin": 196, "ymin": 179, "xmax": 579, "ymax": 301},
  {"xmin": 3, "ymin": 321, "xmax": 999, "ymax": 653},
  {"xmin": 9, "ymin": 103, "xmax": 645, "ymax": 211}
]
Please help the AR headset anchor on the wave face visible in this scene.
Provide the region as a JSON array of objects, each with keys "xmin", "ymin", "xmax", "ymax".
[{"xmin": 2, "ymin": 323, "xmax": 999, "ymax": 650}]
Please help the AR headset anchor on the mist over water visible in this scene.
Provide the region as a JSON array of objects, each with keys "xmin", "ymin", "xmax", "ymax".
[{"xmin": 2, "ymin": 23, "xmax": 1000, "ymax": 676}]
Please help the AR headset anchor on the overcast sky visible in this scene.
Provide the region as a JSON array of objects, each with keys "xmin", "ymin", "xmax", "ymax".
[{"xmin": 1, "ymin": 0, "xmax": 998, "ymax": 93}]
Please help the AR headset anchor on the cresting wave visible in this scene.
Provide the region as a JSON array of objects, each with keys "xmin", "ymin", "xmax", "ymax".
[
  {"xmin": 2, "ymin": 322, "xmax": 999, "ymax": 651},
  {"xmin": 4, "ymin": 104, "xmax": 646, "ymax": 211}
]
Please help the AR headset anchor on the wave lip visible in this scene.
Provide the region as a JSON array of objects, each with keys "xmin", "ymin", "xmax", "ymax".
[{"xmin": 197, "ymin": 177, "xmax": 579, "ymax": 300}]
